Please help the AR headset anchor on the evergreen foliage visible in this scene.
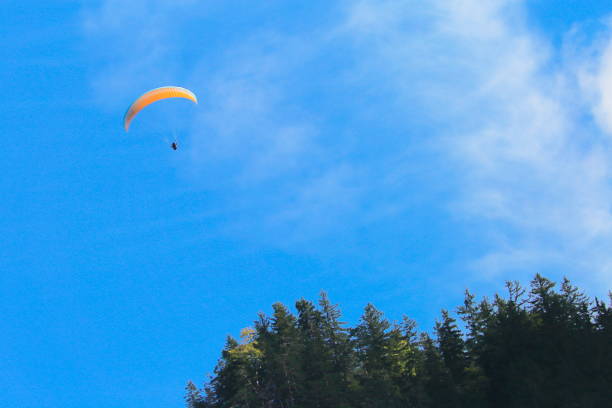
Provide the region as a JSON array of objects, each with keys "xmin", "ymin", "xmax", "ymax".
[{"xmin": 186, "ymin": 276, "xmax": 611, "ymax": 408}]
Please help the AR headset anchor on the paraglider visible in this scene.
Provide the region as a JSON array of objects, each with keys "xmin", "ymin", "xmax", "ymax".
[{"xmin": 123, "ymin": 86, "xmax": 197, "ymax": 150}]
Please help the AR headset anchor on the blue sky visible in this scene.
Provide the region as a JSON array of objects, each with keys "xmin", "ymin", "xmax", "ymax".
[{"xmin": 2, "ymin": 1, "xmax": 612, "ymax": 407}]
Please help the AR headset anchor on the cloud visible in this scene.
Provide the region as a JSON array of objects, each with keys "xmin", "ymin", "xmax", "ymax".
[
  {"xmin": 83, "ymin": 0, "xmax": 612, "ymax": 290},
  {"xmin": 574, "ymin": 20, "xmax": 612, "ymax": 135},
  {"xmin": 594, "ymin": 43, "xmax": 612, "ymax": 133},
  {"xmin": 338, "ymin": 0, "xmax": 612, "ymax": 289},
  {"xmin": 81, "ymin": 0, "xmax": 202, "ymax": 108},
  {"xmin": 185, "ymin": 34, "xmax": 321, "ymax": 184},
  {"xmin": 83, "ymin": 2, "xmax": 366, "ymax": 240}
]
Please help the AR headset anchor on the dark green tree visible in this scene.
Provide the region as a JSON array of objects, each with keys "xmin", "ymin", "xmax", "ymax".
[
  {"xmin": 294, "ymin": 298, "xmax": 329, "ymax": 407},
  {"xmin": 318, "ymin": 292, "xmax": 354, "ymax": 387},
  {"xmin": 255, "ymin": 303, "xmax": 302, "ymax": 408},
  {"xmin": 478, "ymin": 282, "xmax": 540, "ymax": 408},
  {"xmin": 207, "ymin": 331, "xmax": 263, "ymax": 408},
  {"xmin": 435, "ymin": 310, "xmax": 466, "ymax": 385},
  {"xmin": 388, "ymin": 316, "xmax": 428, "ymax": 407},
  {"xmin": 592, "ymin": 292, "xmax": 612, "ymax": 404},
  {"xmin": 457, "ymin": 292, "xmax": 491, "ymax": 407},
  {"xmin": 420, "ymin": 332, "xmax": 456, "ymax": 408},
  {"xmin": 194, "ymin": 275, "xmax": 611, "ymax": 408},
  {"xmin": 352, "ymin": 304, "xmax": 402, "ymax": 407},
  {"xmin": 185, "ymin": 380, "xmax": 205, "ymax": 408}
]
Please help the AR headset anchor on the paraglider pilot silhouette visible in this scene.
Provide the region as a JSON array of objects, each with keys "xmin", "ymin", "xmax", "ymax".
[{"xmin": 123, "ymin": 86, "xmax": 197, "ymax": 150}]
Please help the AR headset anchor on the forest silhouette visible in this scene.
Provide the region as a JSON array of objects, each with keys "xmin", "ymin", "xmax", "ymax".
[{"xmin": 185, "ymin": 274, "xmax": 611, "ymax": 408}]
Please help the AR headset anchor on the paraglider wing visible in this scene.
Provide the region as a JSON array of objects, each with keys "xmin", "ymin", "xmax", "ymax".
[{"xmin": 123, "ymin": 86, "xmax": 198, "ymax": 131}]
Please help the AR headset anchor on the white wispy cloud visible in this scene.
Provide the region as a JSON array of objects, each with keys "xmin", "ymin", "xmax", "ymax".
[
  {"xmin": 575, "ymin": 20, "xmax": 612, "ymax": 135},
  {"xmin": 336, "ymin": 0, "xmax": 612, "ymax": 289},
  {"xmin": 83, "ymin": 0, "xmax": 612, "ymax": 290},
  {"xmin": 82, "ymin": 0, "xmax": 201, "ymax": 108}
]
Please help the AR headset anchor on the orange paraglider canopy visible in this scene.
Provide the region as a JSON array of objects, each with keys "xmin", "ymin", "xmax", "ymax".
[{"xmin": 123, "ymin": 86, "xmax": 198, "ymax": 131}]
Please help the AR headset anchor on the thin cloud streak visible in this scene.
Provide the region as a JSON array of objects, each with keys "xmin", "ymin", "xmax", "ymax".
[
  {"xmin": 83, "ymin": 0, "xmax": 612, "ymax": 290},
  {"xmin": 339, "ymin": 0, "xmax": 612, "ymax": 289}
]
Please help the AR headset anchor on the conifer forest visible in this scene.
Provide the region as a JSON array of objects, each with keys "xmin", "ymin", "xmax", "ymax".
[{"xmin": 184, "ymin": 275, "xmax": 611, "ymax": 408}]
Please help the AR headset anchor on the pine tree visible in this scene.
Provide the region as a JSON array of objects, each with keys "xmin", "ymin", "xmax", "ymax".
[
  {"xmin": 420, "ymin": 332, "xmax": 456, "ymax": 408},
  {"xmin": 479, "ymin": 283, "xmax": 539, "ymax": 408},
  {"xmin": 185, "ymin": 380, "xmax": 204, "ymax": 408},
  {"xmin": 318, "ymin": 291, "xmax": 354, "ymax": 406},
  {"xmin": 352, "ymin": 304, "xmax": 402, "ymax": 407},
  {"xmin": 435, "ymin": 310, "xmax": 466, "ymax": 385},
  {"xmin": 592, "ymin": 292, "xmax": 612, "ymax": 404},
  {"xmin": 528, "ymin": 275, "xmax": 582, "ymax": 406},
  {"xmin": 388, "ymin": 316, "xmax": 427, "ymax": 407},
  {"xmin": 457, "ymin": 290, "xmax": 492, "ymax": 357},
  {"xmin": 255, "ymin": 303, "xmax": 302, "ymax": 408},
  {"xmin": 294, "ymin": 299, "xmax": 335, "ymax": 407},
  {"xmin": 456, "ymin": 292, "xmax": 490, "ymax": 407},
  {"xmin": 208, "ymin": 332, "xmax": 263, "ymax": 408},
  {"xmin": 195, "ymin": 275, "xmax": 610, "ymax": 408}
]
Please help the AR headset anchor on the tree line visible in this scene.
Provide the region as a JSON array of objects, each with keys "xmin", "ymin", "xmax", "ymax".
[{"xmin": 185, "ymin": 274, "xmax": 611, "ymax": 407}]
